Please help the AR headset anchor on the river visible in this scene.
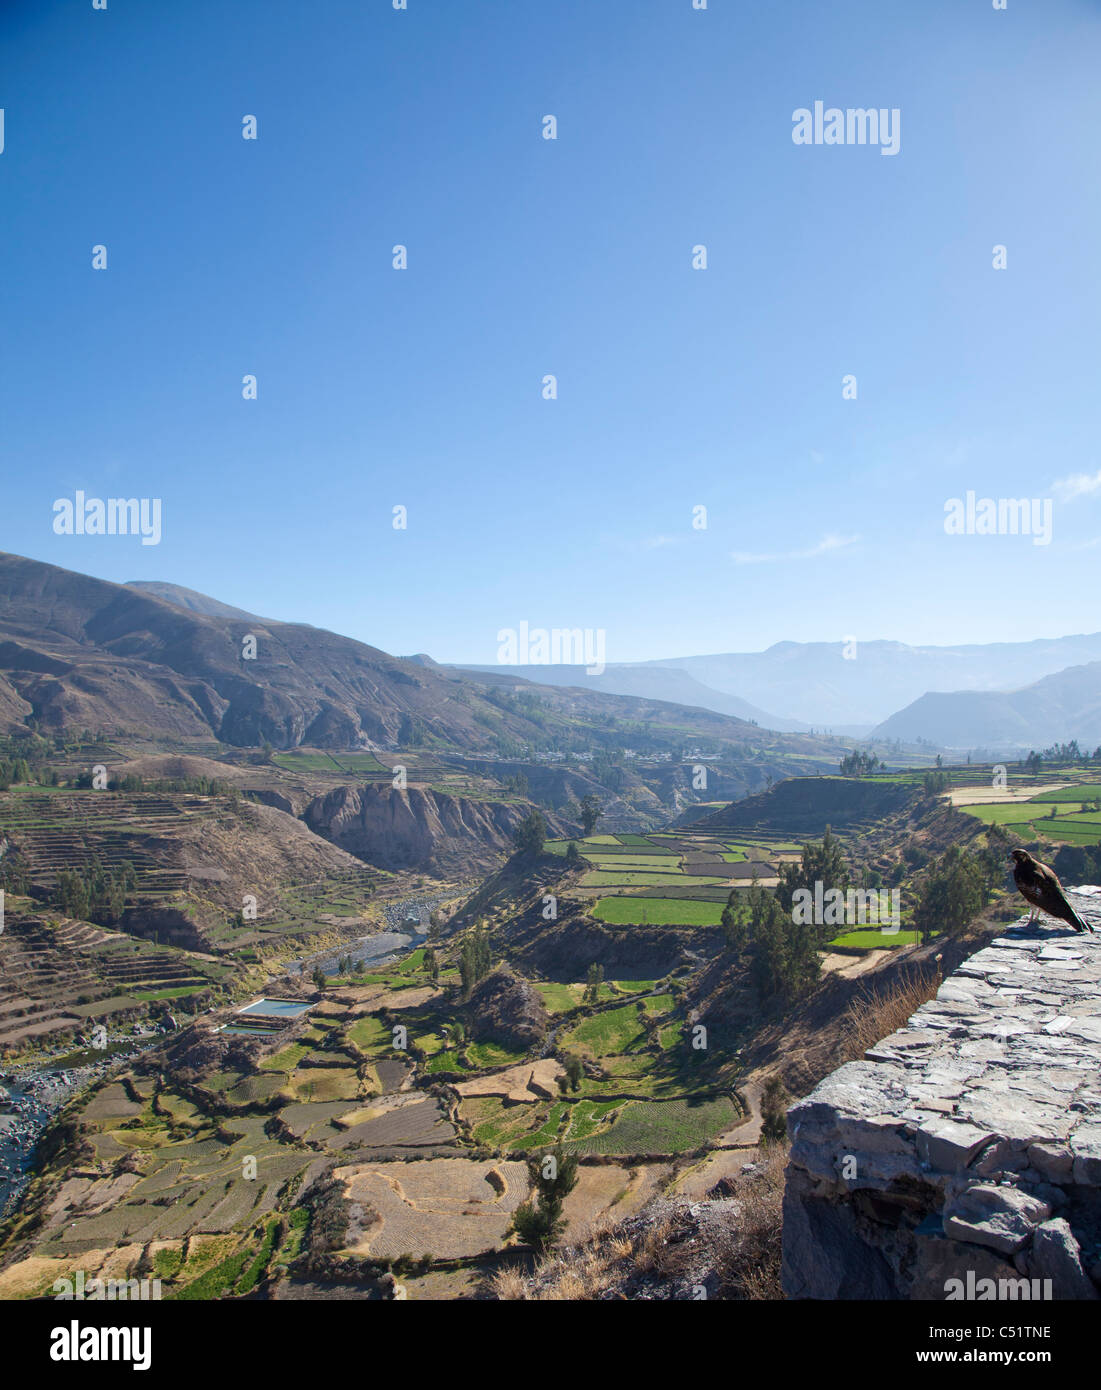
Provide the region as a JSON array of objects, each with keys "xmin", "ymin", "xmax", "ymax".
[{"xmin": 285, "ymin": 890, "xmax": 452, "ymax": 977}]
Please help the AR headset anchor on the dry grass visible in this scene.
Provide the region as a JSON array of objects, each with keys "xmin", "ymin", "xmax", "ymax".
[
  {"xmin": 490, "ymin": 1215, "xmax": 656, "ymax": 1301},
  {"xmin": 709, "ymin": 1143, "xmax": 787, "ymax": 1300},
  {"xmin": 840, "ymin": 967, "xmax": 941, "ymax": 1062},
  {"xmin": 490, "ymin": 1144, "xmax": 789, "ymax": 1300}
]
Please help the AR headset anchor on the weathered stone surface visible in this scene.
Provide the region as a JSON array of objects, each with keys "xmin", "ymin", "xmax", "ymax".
[
  {"xmin": 783, "ymin": 899, "xmax": 1101, "ymax": 1299},
  {"xmin": 942, "ymin": 1184, "xmax": 1050, "ymax": 1254},
  {"xmin": 909, "ymin": 1231, "xmax": 1020, "ymax": 1301},
  {"xmin": 780, "ymin": 1181, "xmax": 897, "ymax": 1300},
  {"xmin": 915, "ymin": 1117, "xmax": 994, "ymax": 1171},
  {"xmin": 1025, "ymin": 1219, "xmax": 1099, "ymax": 1300}
]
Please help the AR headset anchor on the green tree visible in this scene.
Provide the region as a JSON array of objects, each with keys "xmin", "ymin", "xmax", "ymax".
[
  {"xmin": 510, "ymin": 1147, "xmax": 579, "ymax": 1252},
  {"xmin": 743, "ymin": 883, "xmax": 821, "ymax": 1004},
  {"xmin": 514, "ymin": 809, "xmax": 547, "ymax": 857},
  {"xmin": 923, "ymin": 769, "xmax": 950, "ymax": 797},
  {"xmin": 913, "ymin": 846, "xmax": 987, "ymax": 943},
  {"xmin": 579, "ymin": 794, "xmax": 602, "ymax": 837},
  {"xmin": 582, "ymin": 962, "xmax": 604, "ymax": 1004},
  {"xmin": 839, "ymin": 750, "xmax": 880, "ymax": 777},
  {"xmin": 563, "ymin": 1053, "xmax": 584, "ymax": 1091},
  {"xmin": 459, "ymin": 925, "xmax": 492, "ymax": 998},
  {"xmin": 776, "ymin": 827, "xmax": 850, "ymax": 946},
  {"xmin": 720, "ymin": 889, "xmax": 751, "ymax": 953}
]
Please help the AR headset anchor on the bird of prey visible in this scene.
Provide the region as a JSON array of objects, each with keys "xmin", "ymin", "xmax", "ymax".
[{"xmin": 1009, "ymin": 849, "xmax": 1095, "ymax": 933}]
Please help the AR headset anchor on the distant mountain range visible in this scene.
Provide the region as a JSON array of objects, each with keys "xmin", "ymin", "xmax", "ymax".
[
  {"xmin": 467, "ymin": 633, "xmax": 1101, "ymax": 748},
  {"xmin": 872, "ymin": 661, "xmax": 1101, "ymax": 751},
  {"xmin": 10, "ymin": 557, "xmax": 1096, "ymax": 756},
  {"xmin": 451, "ymin": 662, "xmax": 807, "ymax": 731}
]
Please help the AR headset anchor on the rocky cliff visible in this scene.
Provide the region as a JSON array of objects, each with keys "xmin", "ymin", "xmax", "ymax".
[
  {"xmin": 782, "ymin": 889, "xmax": 1101, "ymax": 1300},
  {"xmin": 303, "ymin": 783, "xmax": 570, "ymax": 876}
]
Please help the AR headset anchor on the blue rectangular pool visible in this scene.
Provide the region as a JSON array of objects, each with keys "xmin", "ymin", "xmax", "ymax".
[{"xmin": 238, "ymin": 998, "xmax": 312, "ymax": 1019}]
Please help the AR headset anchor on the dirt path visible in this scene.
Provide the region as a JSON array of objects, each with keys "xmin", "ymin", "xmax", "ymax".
[
  {"xmin": 714, "ymin": 1075, "xmax": 765, "ymax": 1149},
  {"xmin": 819, "ymin": 948, "xmax": 892, "ymax": 979}
]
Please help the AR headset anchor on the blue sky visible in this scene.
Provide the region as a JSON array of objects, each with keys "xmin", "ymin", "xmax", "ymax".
[{"xmin": 2, "ymin": 0, "xmax": 1099, "ymax": 665}]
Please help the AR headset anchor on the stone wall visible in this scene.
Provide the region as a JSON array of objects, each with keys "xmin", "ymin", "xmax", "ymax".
[{"xmin": 782, "ymin": 891, "xmax": 1101, "ymax": 1300}]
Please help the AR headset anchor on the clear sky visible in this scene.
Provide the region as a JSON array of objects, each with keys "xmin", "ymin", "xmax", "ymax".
[{"xmin": 1, "ymin": 0, "xmax": 1099, "ymax": 665}]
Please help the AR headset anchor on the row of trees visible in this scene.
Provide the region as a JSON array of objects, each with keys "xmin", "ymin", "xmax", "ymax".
[
  {"xmin": 839, "ymin": 750, "xmax": 881, "ymax": 777},
  {"xmin": 911, "ymin": 825, "xmax": 1009, "ymax": 942},
  {"xmin": 53, "ymin": 860, "xmax": 137, "ymax": 926},
  {"xmin": 1022, "ymin": 743, "xmax": 1101, "ymax": 772},
  {"xmin": 718, "ymin": 822, "xmax": 1008, "ymax": 1000}
]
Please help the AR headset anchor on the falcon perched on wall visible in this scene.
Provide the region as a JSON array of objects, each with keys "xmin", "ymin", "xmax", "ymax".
[{"xmin": 1009, "ymin": 849, "xmax": 1095, "ymax": 932}]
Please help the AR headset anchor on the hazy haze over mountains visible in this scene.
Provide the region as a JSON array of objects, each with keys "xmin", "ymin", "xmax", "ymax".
[
  {"xmin": 872, "ymin": 661, "xmax": 1101, "ymax": 750},
  {"xmin": 471, "ymin": 634, "xmax": 1101, "ymax": 737}
]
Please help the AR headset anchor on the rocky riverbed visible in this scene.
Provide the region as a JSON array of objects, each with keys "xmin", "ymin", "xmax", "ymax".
[{"xmin": 0, "ymin": 1037, "xmax": 160, "ymax": 1218}]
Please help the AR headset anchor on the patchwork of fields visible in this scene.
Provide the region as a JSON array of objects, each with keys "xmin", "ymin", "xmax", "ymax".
[
  {"xmin": 1, "ymin": 926, "xmax": 746, "ymax": 1296},
  {"xmin": 548, "ymin": 830, "xmax": 795, "ymax": 927},
  {"xmin": 956, "ymin": 781, "xmax": 1101, "ymax": 846}
]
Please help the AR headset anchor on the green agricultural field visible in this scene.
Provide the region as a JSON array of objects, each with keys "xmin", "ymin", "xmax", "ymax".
[
  {"xmin": 829, "ymin": 929, "xmax": 921, "ymax": 950},
  {"xmin": 271, "ymin": 749, "xmax": 388, "ymax": 774},
  {"xmin": 326, "ymin": 752, "xmax": 389, "ymax": 774},
  {"xmin": 1029, "ymin": 784, "xmax": 1101, "ymax": 803},
  {"xmin": 592, "ymin": 897, "xmax": 726, "ymax": 926},
  {"xmin": 259, "ymin": 1042, "xmax": 310, "ymax": 1071},
  {"xmin": 511, "ymin": 1101, "xmax": 569, "ymax": 1149},
  {"xmin": 564, "ymin": 1096, "xmax": 739, "ymax": 1155},
  {"xmin": 516, "ymin": 1098, "xmax": 625, "ymax": 1148},
  {"xmin": 270, "ymin": 751, "xmax": 344, "ymax": 772},
  {"xmin": 535, "ymin": 980, "xmax": 641, "ymax": 1013},
  {"xmin": 534, "ymin": 982, "xmax": 582, "ymax": 1013},
  {"xmin": 131, "ymin": 985, "xmax": 208, "ymax": 1002},
  {"xmin": 464, "ymin": 1040, "xmax": 526, "ymax": 1068},
  {"xmin": 963, "ymin": 802, "xmax": 1060, "ymax": 824},
  {"xmin": 562, "ymin": 1004, "xmax": 648, "ymax": 1055},
  {"xmin": 289, "ymin": 1068, "xmax": 360, "ymax": 1103},
  {"xmin": 347, "ymin": 1015, "xmax": 391, "ymax": 1052},
  {"xmin": 1028, "ymin": 822, "xmax": 1101, "ymax": 846},
  {"xmin": 644, "ymin": 993, "xmax": 676, "ymax": 1015}
]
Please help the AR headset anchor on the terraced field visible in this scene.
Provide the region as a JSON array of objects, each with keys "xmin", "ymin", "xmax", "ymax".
[
  {"xmin": 0, "ymin": 789, "xmax": 208, "ymax": 896},
  {"xmin": 592, "ymin": 897, "xmax": 726, "ymax": 926},
  {"xmin": 337, "ymin": 1158, "xmax": 530, "ymax": 1260},
  {"xmin": 552, "ymin": 829, "xmax": 788, "ymax": 929},
  {"xmin": 563, "ymin": 1095, "xmax": 739, "ymax": 1155},
  {"xmin": 0, "ymin": 912, "xmax": 220, "ymax": 1049}
]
